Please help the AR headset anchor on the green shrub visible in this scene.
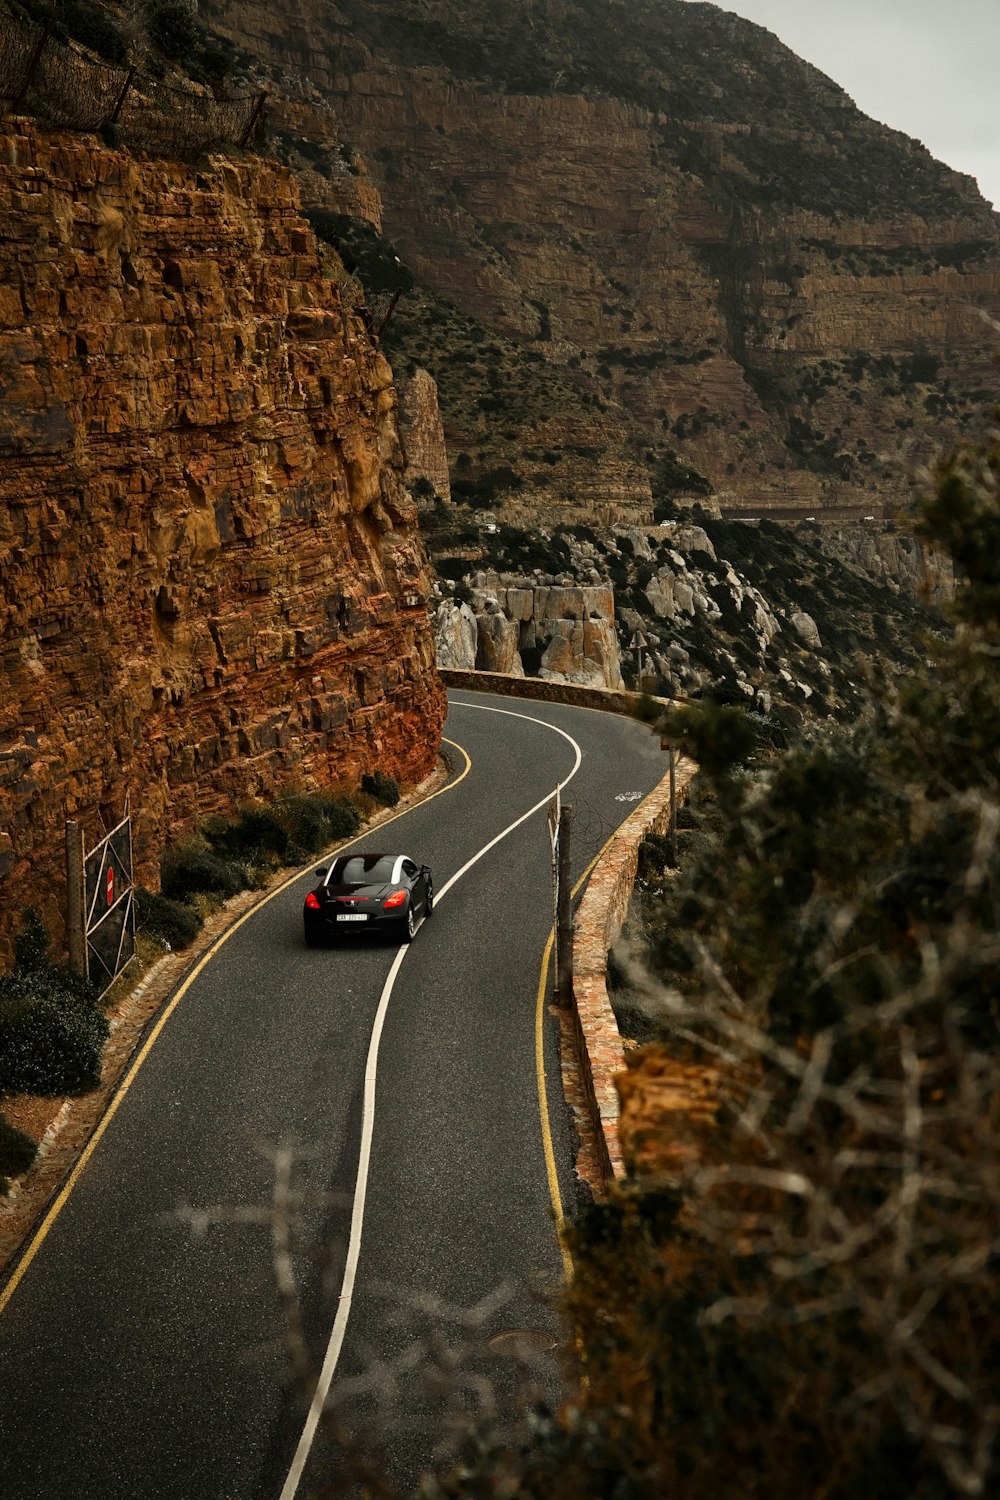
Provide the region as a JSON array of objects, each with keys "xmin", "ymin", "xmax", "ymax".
[
  {"xmin": 203, "ymin": 807, "xmax": 289, "ymax": 864},
  {"xmin": 134, "ymin": 888, "xmax": 202, "ymax": 950},
  {"xmin": 360, "ymin": 771, "xmax": 400, "ymax": 807},
  {"xmin": 147, "ymin": 0, "xmax": 198, "ymax": 58},
  {"xmin": 14, "ymin": 908, "xmax": 51, "ymax": 973},
  {"xmin": 303, "ymin": 211, "xmax": 413, "ymax": 295},
  {"xmin": 273, "ymin": 794, "xmax": 361, "ymax": 855},
  {"xmin": 0, "ymin": 930, "xmax": 107, "ymax": 1099},
  {"xmin": 61, "ymin": 0, "xmax": 128, "ymax": 62},
  {"xmin": 160, "ymin": 846, "xmax": 245, "ymax": 905},
  {"xmin": 0, "ymin": 1113, "xmax": 37, "ymax": 1189}
]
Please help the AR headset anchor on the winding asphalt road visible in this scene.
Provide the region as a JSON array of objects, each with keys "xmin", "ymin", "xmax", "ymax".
[{"xmin": 0, "ymin": 690, "xmax": 667, "ymax": 1499}]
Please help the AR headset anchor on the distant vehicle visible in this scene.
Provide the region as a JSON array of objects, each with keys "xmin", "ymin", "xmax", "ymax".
[{"xmin": 304, "ymin": 852, "xmax": 433, "ymax": 946}]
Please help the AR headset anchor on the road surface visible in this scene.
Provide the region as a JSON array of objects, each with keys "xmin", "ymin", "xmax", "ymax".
[{"xmin": 0, "ymin": 690, "xmax": 667, "ymax": 1498}]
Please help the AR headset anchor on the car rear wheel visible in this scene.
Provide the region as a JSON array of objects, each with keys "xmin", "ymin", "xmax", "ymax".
[
  {"xmin": 399, "ymin": 904, "xmax": 417, "ymax": 943},
  {"xmin": 425, "ymin": 884, "xmax": 434, "ymax": 918},
  {"xmin": 305, "ymin": 928, "xmax": 322, "ymax": 949}
]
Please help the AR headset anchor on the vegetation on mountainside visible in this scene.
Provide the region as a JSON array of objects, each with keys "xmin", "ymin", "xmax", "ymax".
[
  {"xmin": 305, "ymin": 211, "xmax": 414, "ymax": 298},
  {"xmin": 379, "ymin": 278, "xmax": 664, "ymax": 509},
  {"xmin": 12, "ymin": 0, "xmax": 241, "ymax": 86},
  {"xmin": 328, "ymin": 0, "xmax": 979, "ymax": 220},
  {"xmin": 565, "ymin": 426, "xmax": 1000, "ymax": 1498}
]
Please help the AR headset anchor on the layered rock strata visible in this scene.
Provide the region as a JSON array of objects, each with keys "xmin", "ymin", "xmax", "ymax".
[
  {"xmin": 0, "ymin": 121, "xmax": 445, "ymax": 960},
  {"xmin": 204, "ymin": 0, "xmax": 1000, "ymax": 522}
]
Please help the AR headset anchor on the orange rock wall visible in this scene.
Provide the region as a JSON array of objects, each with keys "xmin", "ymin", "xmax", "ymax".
[{"xmin": 0, "ymin": 120, "xmax": 446, "ymax": 960}]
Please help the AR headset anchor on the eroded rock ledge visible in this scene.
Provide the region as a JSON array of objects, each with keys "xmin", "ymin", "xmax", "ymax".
[{"xmin": 0, "ymin": 121, "xmax": 445, "ymax": 958}]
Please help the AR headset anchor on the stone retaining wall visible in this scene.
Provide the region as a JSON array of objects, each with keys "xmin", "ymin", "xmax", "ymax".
[
  {"xmin": 438, "ymin": 667, "xmax": 642, "ymax": 717},
  {"xmin": 571, "ymin": 757, "xmax": 696, "ymax": 1182}
]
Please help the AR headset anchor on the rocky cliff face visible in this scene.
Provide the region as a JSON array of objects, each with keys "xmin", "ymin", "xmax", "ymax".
[
  {"xmin": 203, "ymin": 0, "xmax": 1000, "ymax": 525},
  {"xmin": 0, "ymin": 120, "xmax": 445, "ymax": 959}
]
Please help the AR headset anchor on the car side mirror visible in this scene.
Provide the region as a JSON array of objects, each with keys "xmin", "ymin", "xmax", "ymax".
[
  {"xmin": 314, "ymin": 867, "xmax": 327, "ymax": 879},
  {"xmin": 420, "ymin": 865, "xmax": 431, "ymax": 876}
]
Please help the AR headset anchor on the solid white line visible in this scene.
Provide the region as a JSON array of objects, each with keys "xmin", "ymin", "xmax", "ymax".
[{"xmin": 278, "ymin": 701, "xmax": 582, "ymax": 1500}]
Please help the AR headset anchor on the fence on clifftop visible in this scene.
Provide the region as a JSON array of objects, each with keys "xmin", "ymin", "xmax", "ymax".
[{"xmin": 0, "ymin": 12, "xmax": 266, "ymax": 154}]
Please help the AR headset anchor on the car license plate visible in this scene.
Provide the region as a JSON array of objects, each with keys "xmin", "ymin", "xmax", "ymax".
[{"xmin": 337, "ymin": 913, "xmax": 368, "ymax": 922}]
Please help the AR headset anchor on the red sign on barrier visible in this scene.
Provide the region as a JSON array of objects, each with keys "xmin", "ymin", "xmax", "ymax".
[{"xmin": 106, "ymin": 867, "xmax": 114, "ymax": 906}]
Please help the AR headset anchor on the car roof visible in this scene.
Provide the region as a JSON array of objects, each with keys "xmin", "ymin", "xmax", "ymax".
[{"xmin": 322, "ymin": 853, "xmax": 415, "ymax": 885}]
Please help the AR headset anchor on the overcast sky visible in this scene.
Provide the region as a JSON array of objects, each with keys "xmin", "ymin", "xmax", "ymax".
[{"xmin": 695, "ymin": 0, "xmax": 1000, "ymax": 209}]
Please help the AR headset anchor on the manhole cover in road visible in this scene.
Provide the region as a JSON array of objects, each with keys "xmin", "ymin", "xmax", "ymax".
[{"xmin": 488, "ymin": 1329, "xmax": 559, "ymax": 1358}]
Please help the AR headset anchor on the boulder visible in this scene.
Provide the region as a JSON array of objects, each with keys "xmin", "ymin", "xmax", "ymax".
[
  {"xmin": 476, "ymin": 608, "xmax": 524, "ymax": 674},
  {"xmin": 434, "ymin": 600, "xmax": 478, "ymax": 668}
]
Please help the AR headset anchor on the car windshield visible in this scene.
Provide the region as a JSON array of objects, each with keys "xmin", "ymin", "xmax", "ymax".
[{"xmin": 328, "ymin": 855, "xmax": 397, "ymax": 885}]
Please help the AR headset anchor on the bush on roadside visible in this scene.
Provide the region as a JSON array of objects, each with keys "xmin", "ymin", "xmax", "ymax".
[
  {"xmin": 272, "ymin": 794, "xmax": 362, "ymax": 858},
  {"xmin": 159, "ymin": 845, "xmax": 246, "ymax": 906},
  {"xmin": 203, "ymin": 807, "xmax": 290, "ymax": 865},
  {"xmin": 134, "ymin": 888, "xmax": 202, "ymax": 951},
  {"xmin": 360, "ymin": 771, "xmax": 400, "ymax": 807},
  {"xmin": 0, "ymin": 912, "xmax": 108, "ymax": 1098},
  {"xmin": 159, "ymin": 793, "xmax": 365, "ymax": 909}
]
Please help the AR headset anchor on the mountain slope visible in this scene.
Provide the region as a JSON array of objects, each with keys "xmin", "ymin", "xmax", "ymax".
[{"xmin": 204, "ymin": 0, "xmax": 1000, "ymax": 522}]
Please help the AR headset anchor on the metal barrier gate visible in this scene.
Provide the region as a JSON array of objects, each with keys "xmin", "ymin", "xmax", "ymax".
[{"xmin": 67, "ymin": 812, "xmax": 135, "ymax": 995}]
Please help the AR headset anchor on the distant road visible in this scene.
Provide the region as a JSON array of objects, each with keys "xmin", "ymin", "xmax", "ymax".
[
  {"xmin": 0, "ymin": 690, "xmax": 668, "ymax": 1499},
  {"xmin": 716, "ymin": 505, "xmax": 890, "ymax": 522}
]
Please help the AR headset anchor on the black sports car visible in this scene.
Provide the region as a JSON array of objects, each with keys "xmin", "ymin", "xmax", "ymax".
[{"xmin": 303, "ymin": 852, "xmax": 434, "ymax": 946}]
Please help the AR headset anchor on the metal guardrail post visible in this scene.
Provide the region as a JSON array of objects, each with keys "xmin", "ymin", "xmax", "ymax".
[
  {"xmin": 238, "ymin": 89, "xmax": 267, "ymax": 148},
  {"xmin": 108, "ymin": 65, "xmax": 136, "ymax": 126},
  {"xmin": 65, "ymin": 819, "xmax": 87, "ymax": 977},
  {"xmin": 669, "ymin": 745, "xmax": 678, "ymax": 865},
  {"xmin": 556, "ymin": 803, "xmax": 573, "ymax": 1005}
]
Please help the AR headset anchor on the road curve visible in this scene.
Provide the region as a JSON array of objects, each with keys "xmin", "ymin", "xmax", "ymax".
[{"xmin": 0, "ymin": 690, "xmax": 667, "ymax": 1499}]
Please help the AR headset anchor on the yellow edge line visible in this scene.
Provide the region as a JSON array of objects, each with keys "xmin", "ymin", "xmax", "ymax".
[
  {"xmin": 535, "ymin": 928, "xmax": 573, "ymax": 1283},
  {"xmin": 535, "ymin": 830, "xmax": 618, "ymax": 1287},
  {"xmin": 0, "ymin": 740, "xmax": 473, "ymax": 1317}
]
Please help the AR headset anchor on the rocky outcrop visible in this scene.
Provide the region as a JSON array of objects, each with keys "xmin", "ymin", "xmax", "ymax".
[
  {"xmin": 0, "ymin": 121, "xmax": 445, "ymax": 961},
  {"xmin": 433, "ymin": 576, "xmax": 624, "ymax": 688},
  {"xmin": 433, "ymin": 598, "xmax": 478, "ymax": 669},
  {"xmin": 429, "ymin": 510, "xmax": 940, "ymax": 721},
  {"xmin": 796, "ymin": 520, "xmax": 955, "ymax": 602},
  {"xmin": 398, "ymin": 367, "xmax": 451, "ymax": 504}
]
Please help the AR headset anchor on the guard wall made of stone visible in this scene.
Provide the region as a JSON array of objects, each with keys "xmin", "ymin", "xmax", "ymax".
[
  {"xmin": 572, "ymin": 756, "xmax": 696, "ymax": 1181},
  {"xmin": 438, "ymin": 667, "xmax": 641, "ymax": 717}
]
